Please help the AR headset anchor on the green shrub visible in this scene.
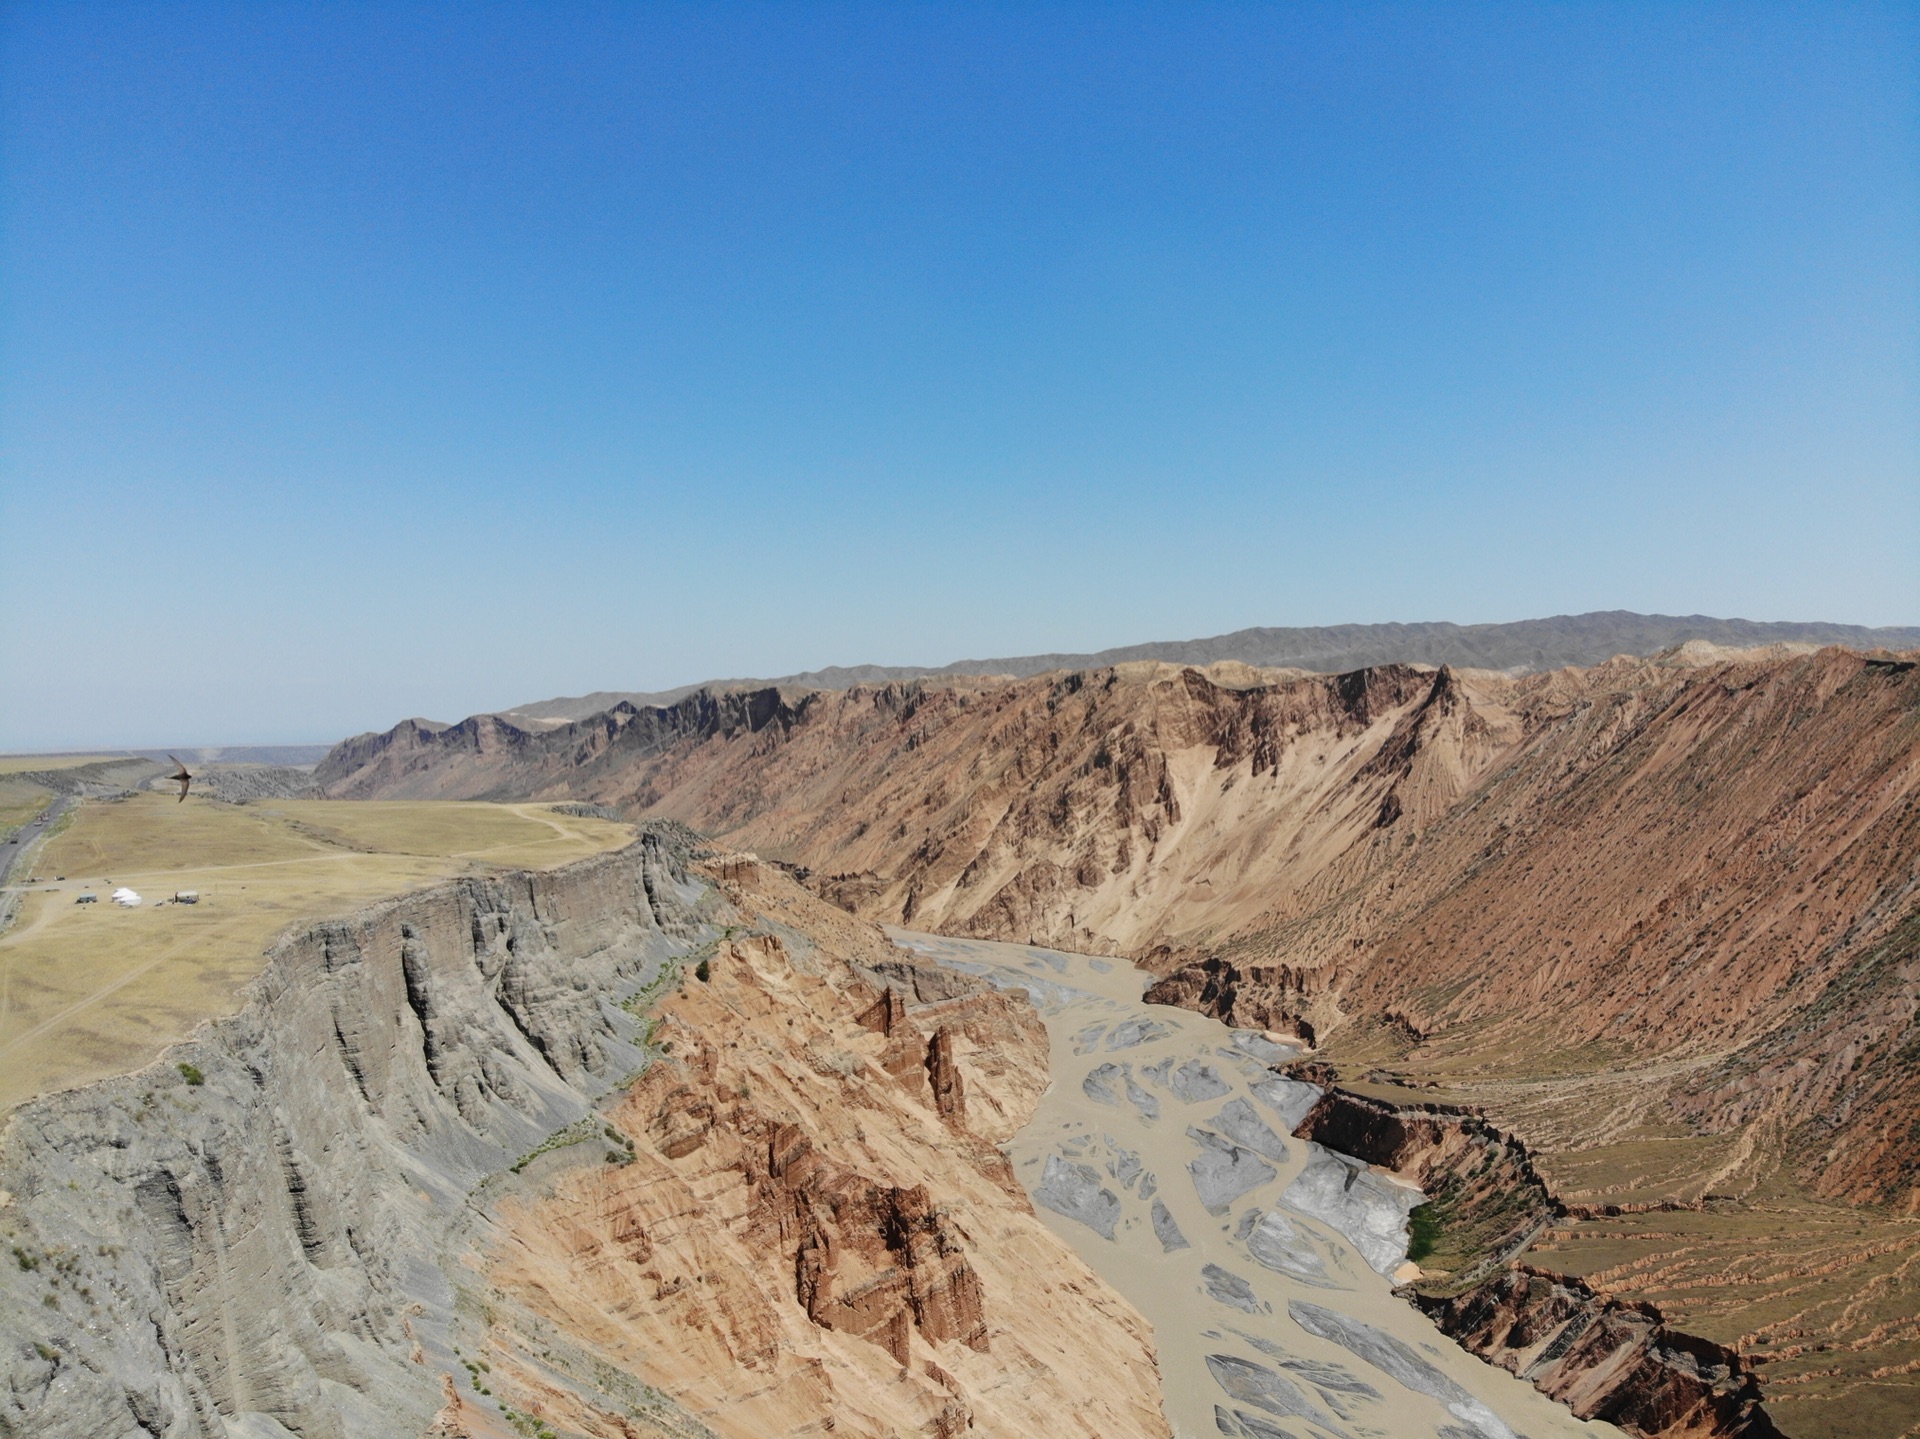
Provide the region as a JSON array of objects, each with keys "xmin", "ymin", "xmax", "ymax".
[
  {"xmin": 177, "ymin": 1062, "xmax": 204, "ymax": 1086},
  {"xmin": 1407, "ymin": 1204, "xmax": 1441, "ymax": 1263},
  {"xmin": 695, "ymin": 958, "xmax": 711, "ymax": 983}
]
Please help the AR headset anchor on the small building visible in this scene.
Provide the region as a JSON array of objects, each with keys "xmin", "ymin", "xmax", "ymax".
[
  {"xmin": 75, "ymin": 893, "xmax": 97, "ymax": 904},
  {"xmin": 174, "ymin": 891, "xmax": 199, "ymax": 904}
]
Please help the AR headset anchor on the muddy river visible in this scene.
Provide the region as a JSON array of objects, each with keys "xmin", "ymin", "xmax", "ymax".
[{"xmin": 899, "ymin": 930, "xmax": 1625, "ymax": 1439}]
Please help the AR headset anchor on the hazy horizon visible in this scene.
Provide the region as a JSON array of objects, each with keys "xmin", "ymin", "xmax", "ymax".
[
  {"xmin": 3, "ymin": 3, "xmax": 1915, "ymax": 751},
  {"xmin": 4, "ymin": 607, "xmax": 1918, "ymax": 753}
]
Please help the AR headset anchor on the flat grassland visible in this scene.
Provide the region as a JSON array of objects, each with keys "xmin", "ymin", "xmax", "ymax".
[
  {"xmin": 0, "ymin": 795, "xmax": 633, "ymax": 1111},
  {"xmin": 0, "ymin": 779, "xmax": 53, "ymax": 838},
  {"xmin": 0, "ymin": 754, "xmax": 126, "ymax": 774}
]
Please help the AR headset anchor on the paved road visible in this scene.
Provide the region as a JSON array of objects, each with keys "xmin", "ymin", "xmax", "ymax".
[{"xmin": 0, "ymin": 794, "xmax": 73, "ymax": 891}]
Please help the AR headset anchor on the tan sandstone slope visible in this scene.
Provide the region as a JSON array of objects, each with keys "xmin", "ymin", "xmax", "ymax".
[{"xmin": 466, "ymin": 855, "xmax": 1169, "ymax": 1439}]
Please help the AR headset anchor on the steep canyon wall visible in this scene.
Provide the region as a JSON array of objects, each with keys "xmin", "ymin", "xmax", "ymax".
[{"xmin": 0, "ymin": 836, "xmax": 1167, "ymax": 1439}]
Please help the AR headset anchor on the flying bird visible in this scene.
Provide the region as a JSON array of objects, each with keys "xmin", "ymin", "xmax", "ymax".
[{"xmin": 167, "ymin": 756, "xmax": 193, "ymax": 803}]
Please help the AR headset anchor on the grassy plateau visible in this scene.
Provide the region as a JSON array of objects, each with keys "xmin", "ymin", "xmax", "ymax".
[{"xmin": 0, "ymin": 794, "xmax": 632, "ymax": 1111}]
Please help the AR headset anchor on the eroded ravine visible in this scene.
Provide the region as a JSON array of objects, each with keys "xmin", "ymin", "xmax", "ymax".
[{"xmin": 898, "ymin": 929, "xmax": 1629, "ymax": 1439}]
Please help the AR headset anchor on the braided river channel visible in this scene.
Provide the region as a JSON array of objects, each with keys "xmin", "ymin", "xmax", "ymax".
[{"xmin": 898, "ymin": 930, "xmax": 1626, "ymax": 1439}]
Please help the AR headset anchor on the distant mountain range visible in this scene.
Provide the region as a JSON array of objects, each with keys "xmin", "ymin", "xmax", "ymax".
[{"xmin": 500, "ymin": 610, "xmax": 1920, "ymax": 723}]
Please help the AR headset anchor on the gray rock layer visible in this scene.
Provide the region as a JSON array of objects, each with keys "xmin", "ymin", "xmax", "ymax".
[{"xmin": 0, "ymin": 832, "xmax": 706, "ymax": 1439}]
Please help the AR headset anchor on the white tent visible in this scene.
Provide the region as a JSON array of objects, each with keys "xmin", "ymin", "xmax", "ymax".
[{"xmin": 111, "ymin": 887, "xmax": 141, "ymax": 908}]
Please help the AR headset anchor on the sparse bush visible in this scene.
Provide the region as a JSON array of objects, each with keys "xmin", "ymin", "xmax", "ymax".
[
  {"xmin": 695, "ymin": 958, "xmax": 711, "ymax": 983},
  {"xmin": 177, "ymin": 1062, "xmax": 204, "ymax": 1086}
]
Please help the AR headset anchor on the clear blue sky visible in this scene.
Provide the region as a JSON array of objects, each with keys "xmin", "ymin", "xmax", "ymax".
[{"xmin": 3, "ymin": 2, "xmax": 1915, "ymax": 749}]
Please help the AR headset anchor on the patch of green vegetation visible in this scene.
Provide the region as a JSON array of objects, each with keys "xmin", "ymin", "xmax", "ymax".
[
  {"xmin": 12, "ymin": 1245, "xmax": 37, "ymax": 1271},
  {"xmin": 1407, "ymin": 1204, "xmax": 1441, "ymax": 1263},
  {"xmin": 602, "ymin": 1123, "xmax": 635, "ymax": 1165},
  {"xmin": 498, "ymin": 1404, "xmax": 561, "ymax": 1439},
  {"xmin": 176, "ymin": 1062, "xmax": 204, "ymax": 1086},
  {"xmin": 509, "ymin": 1117, "xmax": 600, "ymax": 1175},
  {"xmin": 619, "ymin": 954, "xmax": 690, "ymax": 1020},
  {"xmin": 1408, "ymin": 1145, "xmax": 1556, "ymax": 1298},
  {"xmin": 695, "ymin": 957, "xmax": 710, "ymax": 982}
]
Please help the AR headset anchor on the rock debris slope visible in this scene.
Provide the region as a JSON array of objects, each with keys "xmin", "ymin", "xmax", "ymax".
[{"xmin": 0, "ymin": 832, "xmax": 1167, "ymax": 1439}]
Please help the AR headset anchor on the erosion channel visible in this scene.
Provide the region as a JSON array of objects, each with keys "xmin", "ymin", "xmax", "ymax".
[{"xmin": 897, "ymin": 930, "xmax": 1627, "ymax": 1439}]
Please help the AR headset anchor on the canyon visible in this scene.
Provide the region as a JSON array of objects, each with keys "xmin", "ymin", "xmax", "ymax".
[
  {"xmin": 315, "ymin": 642, "xmax": 1920, "ymax": 1437},
  {"xmin": 0, "ymin": 833, "xmax": 1167, "ymax": 1438}
]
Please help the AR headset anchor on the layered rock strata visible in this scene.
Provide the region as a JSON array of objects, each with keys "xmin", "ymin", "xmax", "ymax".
[
  {"xmin": 1416, "ymin": 1269, "xmax": 1781, "ymax": 1439},
  {"xmin": 476, "ymin": 856, "xmax": 1168, "ymax": 1438},
  {"xmin": 1144, "ymin": 955, "xmax": 1325, "ymax": 1044},
  {"xmin": 1292, "ymin": 1087, "xmax": 1559, "ymax": 1287},
  {"xmin": 1290, "ymin": 1083, "xmax": 1780, "ymax": 1439},
  {"xmin": 0, "ymin": 835, "xmax": 1168, "ymax": 1439},
  {"xmin": 316, "ymin": 648, "xmax": 1920, "ymax": 1212}
]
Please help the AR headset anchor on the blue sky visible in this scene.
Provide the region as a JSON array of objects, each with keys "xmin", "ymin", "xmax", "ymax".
[{"xmin": 2, "ymin": 2, "xmax": 1915, "ymax": 748}]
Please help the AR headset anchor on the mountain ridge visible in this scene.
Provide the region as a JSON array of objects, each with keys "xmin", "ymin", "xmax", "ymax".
[{"xmin": 497, "ymin": 611, "xmax": 1920, "ymax": 724}]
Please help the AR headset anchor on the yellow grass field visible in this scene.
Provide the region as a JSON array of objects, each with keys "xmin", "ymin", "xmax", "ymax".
[
  {"xmin": 0, "ymin": 794, "xmax": 633, "ymax": 1111},
  {"xmin": 0, "ymin": 779, "xmax": 53, "ymax": 838},
  {"xmin": 0, "ymin": 753, "xmax": 125, "ymax": 774}
]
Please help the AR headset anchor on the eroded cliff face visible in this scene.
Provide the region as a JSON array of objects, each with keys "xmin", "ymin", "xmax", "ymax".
[
  {"xmin": 0, "ymin": 833, "xmax": 704, "ymax": 1439},
  {"xmin": 1414, "ymin": 1269, "xmax": 1780, "ymax": 1439},
  {"xmin": 312, "ymin": 647, "xmax": 1920, "ymax": 1435},
  {"xmin": 317, "ymin": 649, "xmax": 1920, "ymax": 1212},
  {"xmin": 1283, "ymin": 1085, "xmax": 1781, "ymax": 1439},
  {"xmin": 1142, "ymin": 956, "xmax": 1326, "ymax": 1044},
  {"xmin": 475, "ymin": 858, "xmax": 1166, "ymax": 1439},
  {"xmin": 0, "ymin": 836, "xmax": 1167, "ymax": 1439},
  {"xmin": 1291, "ymin": 1087, "xmax": 1559, "ymax": 1288}
]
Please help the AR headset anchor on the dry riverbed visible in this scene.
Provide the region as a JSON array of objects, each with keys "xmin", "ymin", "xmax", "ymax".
[{"xmin": 899, "ymin": 929, "xmax": 1629, "ymax": 1439}]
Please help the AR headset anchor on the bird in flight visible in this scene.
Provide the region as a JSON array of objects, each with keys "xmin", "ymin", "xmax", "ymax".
[{"xmin": 168, "ymin": 756, "xmax": 193, "ymax": 803}]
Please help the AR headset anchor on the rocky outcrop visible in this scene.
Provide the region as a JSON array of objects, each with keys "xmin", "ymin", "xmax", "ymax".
[
  {"xmin": 177, "ymin": 764, "xmax": 321, "ymax": 802},
  {"xmin": 0, "ymin": 828, "xmax": 705, "ymax": 1439},
  {"xmin": 1416, "ymin": 1268, "xmax": 1782, "ymax": 1439},
  {"xmin": 0, "ymin": 837, "xmax": 1168, "ymax": 1439},
  {"xmin": 1290, "ymin": 1084, "xmax": 1783, "ymax": 1439},
  {"xmin": 316, "ymin": 688, "xmax": 817, "ymax": 803},
  {"xmin": 480, "ymin": 856, "xmax": 1168, "ymax": 1438},
  {"xmin": 925, "ymin": 1026, "xmax": 966, "ymax": 1125},
  {"xmin": 1292, "ymin": 1087, "xmax": 1558, "ymax": 1287},
  {"xmin": 785, "ymin": 1148, "xmax": 988, "ymax": 1362},
  {"xmin": 1144, "ymin": 955, "xmax": 1326, "ymax": 1042}
]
